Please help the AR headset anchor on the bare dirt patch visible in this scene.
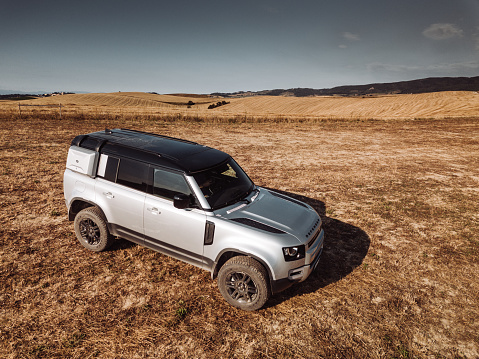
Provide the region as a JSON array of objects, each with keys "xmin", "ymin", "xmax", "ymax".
[{"xmin": 0, "ymin": 115, "xmax": 478, "ymax": 358}]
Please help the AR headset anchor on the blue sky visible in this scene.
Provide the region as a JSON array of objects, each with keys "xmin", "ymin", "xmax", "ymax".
[{"xmin": 1, "ymin": 0, "xmax": 478, "ymax": 94}]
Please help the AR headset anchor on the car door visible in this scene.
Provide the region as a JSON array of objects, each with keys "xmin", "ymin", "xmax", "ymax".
[
  {"xmin": 143, "ymin": 167, "xmax": 207, "ymax": 268},
  {"xmin": 95, "ymin": 155, "xmax": 147, "ymax": 243}
]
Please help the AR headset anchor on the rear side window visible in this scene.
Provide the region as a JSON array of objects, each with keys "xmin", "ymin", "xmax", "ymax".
[
  {"xmin": 152, "ymin": 168, "xmax": 191, "ymax": 200},
  {"xmin": 97, "ymin": 154, "xmax": 119, "ymax": 182},
  {"xmin": 116, "ymin": 158, "xmax": 148, "ymax": 192}
]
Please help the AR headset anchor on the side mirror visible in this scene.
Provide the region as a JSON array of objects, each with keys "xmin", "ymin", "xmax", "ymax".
[{"xmin": 173, "ymin": 194, "xmax": 190, "ymax": 209}]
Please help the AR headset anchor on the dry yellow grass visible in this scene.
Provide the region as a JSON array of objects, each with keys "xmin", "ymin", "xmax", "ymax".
[
  {"xmin": 1, "ymin": 91, "xmax": 479, "ymax": 120},
  {"xmin": 5, "ymin": 92, "xmax": 214, "ymax": 108},
  {"xmin": 216, "ymin": 91, "xmax": 479, "ymax": 119},
  {"xmin": 0, "ymin": 111, "xmax": 478, "ymax": 358}
]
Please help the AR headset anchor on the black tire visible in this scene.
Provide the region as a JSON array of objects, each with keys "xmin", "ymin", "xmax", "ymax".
[
  {"xmin": 74, "ymin": 207, "xmax": 113, "ymax": 252},
  {"xmin": 218, "ymin": 256, "xmax": 271, "ymax": 311}
]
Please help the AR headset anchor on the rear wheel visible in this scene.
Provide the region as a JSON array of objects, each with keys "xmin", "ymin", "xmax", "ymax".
[
  {"xmin": 74, "ymin": 207, "xmax": 113, "ymax": 252},
  {"xmin": 218, "ymin": 256, "xmax": 270, "ymax": 311}
]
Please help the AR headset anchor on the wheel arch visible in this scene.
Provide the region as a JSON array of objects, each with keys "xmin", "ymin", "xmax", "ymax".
[
  {"xmin": 68, "ymin": 198, "xmax": 107, "ymax": 223},
  {"xmin": 211, "ymin": 249, "xmax": 274, "ymax": 293},
  {"xmin": 73, "ymin": 205, "xmax": 114, "ymax": 252}
]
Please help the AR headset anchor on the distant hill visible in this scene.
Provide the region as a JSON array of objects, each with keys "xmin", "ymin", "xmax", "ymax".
[
  {"xmin": 0, "ymin": 89, "xmax": 47, "ymax": 96},
  {"xmin": 0, "ymin": 92, "xmax": 76, "ymax": 101},
  {"xmin": 3, "ymin": 90, "xmax": 478, "ymax": 119},
  {"xmin": 0, "ymin": 94, "xmax": 38, "ymax": 101},
  {"xmin": 212, "ymin": 76, "xmax": 479, "ymax": 97}
]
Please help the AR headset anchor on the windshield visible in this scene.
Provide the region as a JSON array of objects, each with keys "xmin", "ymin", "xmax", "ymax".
[{"xmin": 193, "ymin": 159, "xmax": 254, "ymax": 210}]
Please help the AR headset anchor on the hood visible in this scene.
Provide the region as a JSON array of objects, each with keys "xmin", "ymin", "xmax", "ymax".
[{"xmin": 224, "ymin": 188, "xmax": 319, "ymax": 241}]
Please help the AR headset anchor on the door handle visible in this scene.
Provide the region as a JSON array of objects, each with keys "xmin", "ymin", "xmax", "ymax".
[
  {"xmin": 103, "ymin": 192, "xmax": 114, "ymax": 199},
  {"xmin": 147, "ymin": 207, "xmax": 161, "ymax": 215}
]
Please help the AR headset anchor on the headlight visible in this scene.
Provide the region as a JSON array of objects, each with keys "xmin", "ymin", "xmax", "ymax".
[{"xmin": 282, "ymin": 245, "xmax": 305, "ymax": 261}]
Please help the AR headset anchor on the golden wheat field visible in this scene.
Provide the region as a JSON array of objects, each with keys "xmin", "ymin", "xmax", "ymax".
[
  {"xmin": 0, "ymin": 94, "xmax": 478, "ymax": 358},
  {"xmin": 1, "ymin": 90, "xmax": 479, "ymax": 120}
]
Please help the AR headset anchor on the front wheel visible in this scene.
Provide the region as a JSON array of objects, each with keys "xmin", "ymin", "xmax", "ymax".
[
  {"xmin": 217, "ymin": 256, "xmax": 271, "ymax": 311},
  {"xmin": 74, "ymin": 207, "xmax": 113, "ymax": 252}
]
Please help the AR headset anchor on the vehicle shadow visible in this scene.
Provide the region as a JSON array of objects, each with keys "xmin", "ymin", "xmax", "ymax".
[
  {"xmin": 263, "ymin": 189, "xmax": 370, "ymax": 308},
  {"xmin": 109, "ymin": 237, "xmax": 138, "ymax": 251}
]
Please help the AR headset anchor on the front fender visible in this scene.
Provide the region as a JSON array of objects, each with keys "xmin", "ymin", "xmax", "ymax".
[{"xmin": 203, "ymin": 217, "xmax": 303, "ymax": 282}]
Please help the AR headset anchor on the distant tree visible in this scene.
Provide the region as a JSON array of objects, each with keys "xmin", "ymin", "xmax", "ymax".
[{"xmin": 208, "ymin": 101, "xmax": 230, "ymax": 109}]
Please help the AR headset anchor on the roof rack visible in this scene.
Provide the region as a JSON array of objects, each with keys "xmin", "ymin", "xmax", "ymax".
[
  {"xmin": 119, "ymin": 128, "xmax": 200, "ymax": 146},
  {"xmin": 71, "ymin": 128, "xmax": 230, "ymax": 174}
]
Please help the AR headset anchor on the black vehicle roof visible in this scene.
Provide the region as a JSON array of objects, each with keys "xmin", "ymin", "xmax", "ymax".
[{"xmin": 72, "ymin": 129, "xmax": 230, "ymax": 174}]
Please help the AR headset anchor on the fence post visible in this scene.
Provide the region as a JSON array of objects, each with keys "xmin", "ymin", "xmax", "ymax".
[
  {"xmin": 60, "ymin": 104, "xmax": 62, "ymax": 119},
  {"xmin": 18, "ymin": 103, "xmax": 21, "ymax": 117}
]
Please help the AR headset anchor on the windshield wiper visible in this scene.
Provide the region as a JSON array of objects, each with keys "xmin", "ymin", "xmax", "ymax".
[
  {"xmin": 250, "ymin": 187, "xmax": 260, "ymax": 202},
  {"xmin": 238, "ymin": 185, "xmax": 256, "ymax": 204}
]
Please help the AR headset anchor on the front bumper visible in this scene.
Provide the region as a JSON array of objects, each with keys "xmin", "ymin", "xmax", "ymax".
[
  {"xmin": 270, "ymin": 228, "xmax": 325, "ymax": 294},
  {"xmin": 288, "ymin": 228, "xmax": 324, "ymax": 282}
]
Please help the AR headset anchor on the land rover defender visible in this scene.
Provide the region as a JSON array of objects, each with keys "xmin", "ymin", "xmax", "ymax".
[{"xmin": 63, "ymin": 129, "xmax": 324, "ymax": 310}]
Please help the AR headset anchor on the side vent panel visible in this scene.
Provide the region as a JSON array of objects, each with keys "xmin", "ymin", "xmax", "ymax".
[{"xmin": 204, "ymin": 221, "xmax": 215, "ymax": 245}]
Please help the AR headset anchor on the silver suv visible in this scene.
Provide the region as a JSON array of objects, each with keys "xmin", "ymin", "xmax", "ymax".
[{"xmin": 63, "ymin": 129, "xmax": 324, "ymax": 310}]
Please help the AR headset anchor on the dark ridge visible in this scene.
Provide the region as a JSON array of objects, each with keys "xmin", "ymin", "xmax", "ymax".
[{"xmin": 211, "ymin": 76, "xmax": 479, "ymax": 97}]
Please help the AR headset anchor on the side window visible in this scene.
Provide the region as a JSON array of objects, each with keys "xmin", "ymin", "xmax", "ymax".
[
  {"xmin": 97, "ymin": 154, "xmax": 119, "ymax": 182},
  {"xmin": 152, "ymin": 168, "xmax": 191, "ymax": 200},
  {"xmin": 116, "ymin": 158, "xmax": 148, "ymax": 192}
]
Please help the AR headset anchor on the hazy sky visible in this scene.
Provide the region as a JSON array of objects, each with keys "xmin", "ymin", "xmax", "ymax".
[{"xmin": 1, "ymin": 0, "xmax": 478, "ymax": 93}]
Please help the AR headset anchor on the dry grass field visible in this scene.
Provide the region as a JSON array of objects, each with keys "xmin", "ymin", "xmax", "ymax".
[
  {"xmin": 2, "ymin": 90, "xmax": 479, "ymax": 120},
  {"xmin": 0, "ymin": 96, "xmax": 478, "ymax": 358}
]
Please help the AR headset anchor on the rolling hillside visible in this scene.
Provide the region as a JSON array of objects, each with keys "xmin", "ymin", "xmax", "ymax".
[
  {"xmin": 2, "ymin": 90, "xmax": 479, "ymax": 120},
  {"xmin": 212, "ymin": 91, "xmax": 479, "ymax": 119},
  {"xmin": 14, "ymin": 92, "xmax": 214, "ymax": 108}
]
